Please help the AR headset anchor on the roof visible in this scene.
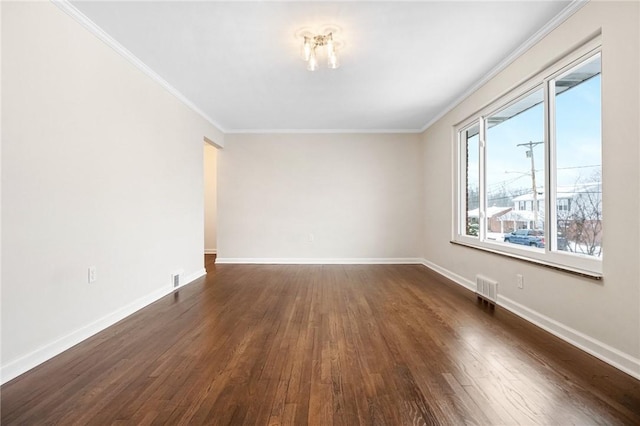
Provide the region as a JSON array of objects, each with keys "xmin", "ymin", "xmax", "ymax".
[
  {"xmin": 467, "ymin": 206, "xmax": 512, "ymax": 219},
  {"xmin": 512, "ymin": 181, "xmax": 602, "ymax": 202}
]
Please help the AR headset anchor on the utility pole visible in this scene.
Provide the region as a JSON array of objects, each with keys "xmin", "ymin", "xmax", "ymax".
[{"xmin": 517, "ymin": 141, "xmax": 543, "ymax": 229}]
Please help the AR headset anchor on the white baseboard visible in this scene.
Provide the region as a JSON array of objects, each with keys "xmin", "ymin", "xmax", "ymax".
[
  {"xmin": 497, "ymin": 295, "xmax": 640, "ymax": 380},
  {"xmin": 419, "ymin": 258, "xmax": 640, "ymax": 381},
  {"xmin": 420, "ymin": 259, "xmax": 476, "ymax": 292},
  {"xmin": 0, "ymin": 268, "xmax": 206, "ymax": 385},
  {"xmin": 204, "ymin": 249, "xmax": 217, "ymax": 255},
  {"xmin": 215, "ymin": 257, "xmax": 425, "ymax": 265},
  {"xmin": 182, "ymin": 269, "xmax": 206, "ymax": 287}
]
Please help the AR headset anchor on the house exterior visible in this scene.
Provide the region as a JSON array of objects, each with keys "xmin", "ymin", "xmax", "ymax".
[
  {"xmin": 501, "ymin": 182, "xmax": 603, "ymax": 253},
  {"xmin": 469, "ymin": 182, "xmax": 603, "ymax": 249},
  {"xmin": 467, "ymin": 206, "xmax": 513, "ymax": 233}
]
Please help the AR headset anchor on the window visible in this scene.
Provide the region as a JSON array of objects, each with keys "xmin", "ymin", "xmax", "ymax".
[
  {"xmin": 455, "ymin": 42, "xmax": 602, "ymax": 276},
  {"xmin": 462, "ymin": 123, "xmax": 480, "ymax": 237},
  {"xmin": 552, "ymin": 54, "xmax": 602, "ymax": 257},
  {"xmin": 557, "ymin": 198, "xmax": 571, "ymax": 212},
  {"xmin": 486, "ymin": 87, "xmax": 545, "ymax": 246}
]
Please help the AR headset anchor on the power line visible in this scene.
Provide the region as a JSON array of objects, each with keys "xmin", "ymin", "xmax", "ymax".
[
  {"xmin": 483, "ymin": 164, "xmax": 601, "ymax": 189},
  {"xmin": 557, "ymin": 164, "xmax": 600, "ymax": 170}
]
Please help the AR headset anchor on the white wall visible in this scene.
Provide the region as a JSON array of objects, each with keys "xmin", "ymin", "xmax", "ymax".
[
  {"xmin": 217, "ymin": 133, "xmax": 424, "ymax": 262},
  {"xmin": 204, "ymin": 142, "xmax": 217, "ymax": 254},
  {"xmin": 422, "ymin": 1, "xmax": 640, "ymax": 377},
  {"xmin": 1, "ymin": 2, "xmax": 221, "ymax": 382}
]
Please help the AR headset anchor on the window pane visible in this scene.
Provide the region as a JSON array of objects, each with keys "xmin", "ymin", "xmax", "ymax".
[
  {"xmin": 485, "ymin": 89, "xmax": 545, "ymax": 248},
  {"xmin": 463, "ymin": 123, "xmax": 480, "ymax": 237},
  {"xmin": 554, "ymin": 54, "xmax": 602, "ymax": 256}
]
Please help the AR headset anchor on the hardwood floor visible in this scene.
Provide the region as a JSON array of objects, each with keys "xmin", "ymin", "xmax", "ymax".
[{"xmin": 2, "ymin": 257, "xmax": 639, "ymax": 425}]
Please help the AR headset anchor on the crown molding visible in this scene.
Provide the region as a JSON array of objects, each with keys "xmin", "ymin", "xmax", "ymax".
[
  {"xmin": 51, "ymin": 0, "xmax": 227, "ymax": 134},
  {"xmin": 223, "ymin": 128, "xmax": 423, "ymax": 135},
  {"xmin": 419, "ymin": 0, "xmax": 589, "ymax": 133},
  {"xmin": 51, "ymin": 0, "xmax": 588, "ymax": 137}
]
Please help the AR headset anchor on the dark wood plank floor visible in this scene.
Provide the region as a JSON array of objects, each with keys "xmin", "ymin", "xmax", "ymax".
[{"xmin": 2, "ymin": 256, "xmax": 639, "ymax": 425}]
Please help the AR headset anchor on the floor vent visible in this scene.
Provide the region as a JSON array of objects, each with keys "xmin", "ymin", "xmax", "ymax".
[
  {"xmin": 476, "ymin": 275, "xmax": 498, "ymax": 305},
  {"xmin": 171, "ymin": 273, "xmax": 181, "ymax": 289}
]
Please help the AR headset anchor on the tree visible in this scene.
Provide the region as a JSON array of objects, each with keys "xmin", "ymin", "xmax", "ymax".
[
  {"xmin": 557, "ymin": 171, "xmax": 602, "ymax": 256},
  {"xmin": 487, "ymin": 184, "xmax": 521, "ymax": 208}
]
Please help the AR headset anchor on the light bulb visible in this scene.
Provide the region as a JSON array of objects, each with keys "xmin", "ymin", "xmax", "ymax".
[
  {"xmin": 307, "ymin": 48, "xmax": 318, "ymax": 71},
  {"xmin": 326, "ymin": 33, "xmax": 335, "ymax": 57},
  {"xmin": 302, "ymin": 37, "xmax": 312, "ymax": 61},
  {"xmin": 328, "ymin": 50, "xmax": 339, "ymax": 69}
]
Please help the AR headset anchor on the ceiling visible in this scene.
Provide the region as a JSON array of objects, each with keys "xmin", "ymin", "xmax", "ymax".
[{"xmin": 69, "ymin": 1, "xmax": 575, "ymax": 133}]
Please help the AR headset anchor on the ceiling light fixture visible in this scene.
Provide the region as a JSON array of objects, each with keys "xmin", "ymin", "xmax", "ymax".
[{"xmin": 302, "ymin": 32, "xmax": 340, "ymax": 71}]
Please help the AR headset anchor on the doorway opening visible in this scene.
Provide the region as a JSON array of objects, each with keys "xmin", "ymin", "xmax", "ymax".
[{"xmin": 204, "ymin": 138, "xmax": 220, "ymax": 272}]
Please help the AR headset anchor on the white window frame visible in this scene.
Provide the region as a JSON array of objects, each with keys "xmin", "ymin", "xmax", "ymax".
[
  {"xmin": 458, "ymin": 120, "xmax": 481, "ymax": 239},
  {"xmin": 453, "ymin": 38, "xmax": 602, "ymax": 277}
]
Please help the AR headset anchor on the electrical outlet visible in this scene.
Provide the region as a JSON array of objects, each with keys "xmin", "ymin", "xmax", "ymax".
[
  {"xmin": 88, "ymin": 266, "xmax": 97, "ymax": 283},
  {"xmin": 516, "ymin": 274, "xmax": 524, "ymax": 289}
]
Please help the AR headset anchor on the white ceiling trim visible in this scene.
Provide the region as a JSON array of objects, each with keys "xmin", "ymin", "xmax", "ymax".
[
  {"xmin": 224, "ymin": 128, "xmax": 424, "ymax": 135},
  {"xmin": 419, "ymin": 0, "xmax": 589, "ymax": 133},
  {"xmin": 52, "ymin": 0, "xmax": 587, "ymax": 136},
  {"xmin": 51, "ymin": 0, "xmax": 227, "ymax": 134}
]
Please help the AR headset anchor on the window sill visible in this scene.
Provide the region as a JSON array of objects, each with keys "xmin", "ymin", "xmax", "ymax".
[{"xmin": 450, "ymin": 240, "xmax": 603, "ymax": 280}]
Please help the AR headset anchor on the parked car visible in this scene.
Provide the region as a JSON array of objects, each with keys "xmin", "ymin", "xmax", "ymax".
[
  {"xmin": 504, "ymin": 229, "xmax": 545, "ymax": 248},
  {"xmin": 556, "ymin": 233, "xmax": 568, "ymax": 251}
]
